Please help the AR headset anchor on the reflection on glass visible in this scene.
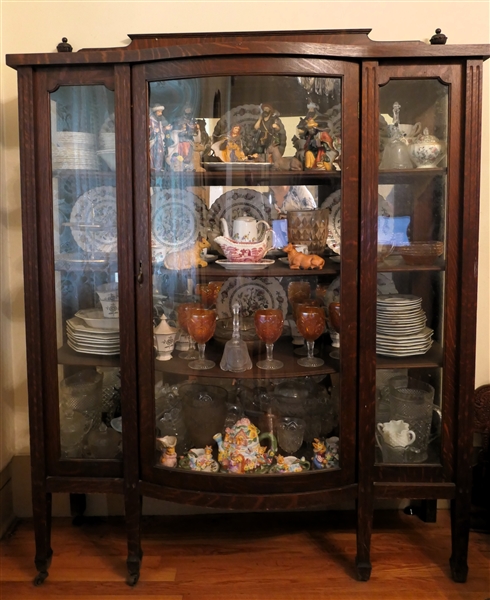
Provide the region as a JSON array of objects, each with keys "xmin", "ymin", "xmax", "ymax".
[
  {"xmin": 148, "ymin": 74, "xmax": 343, "ymax": 475},
  {"xmin": 51, "ymin": 85, "xmax": 120, "ymax": 460}
]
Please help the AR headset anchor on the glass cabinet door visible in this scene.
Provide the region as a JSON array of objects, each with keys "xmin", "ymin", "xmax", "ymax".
[
  {"xmin": 134, "ymin": 61, "xmax": 359, "ymax": 488},
  {"xmin": 375, "ymin": 75, "xmax": 453, "ymax": 467},
  {"xmin": 49, "ymin": 84, "xmax": 122, "ymax": 465}
]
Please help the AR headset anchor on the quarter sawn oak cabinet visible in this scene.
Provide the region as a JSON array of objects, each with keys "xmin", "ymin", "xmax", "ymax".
[{"xmin": 6, "ymin": 29, "xmax": 489, "ymax": 586}]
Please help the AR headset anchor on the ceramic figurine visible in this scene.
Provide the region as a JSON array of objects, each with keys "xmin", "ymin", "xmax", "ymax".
[
  {"xmin": 213, "ymin": 417, "xmax": 277, "ymax": 474},
  {"xmin": 156, "ymin": 435, "xmax": 178, "ymax": 467},
  {"xmin": 312, "ymin": 437, "xmax": 340, "ymax": 470},
  {"xmin": 270, "ymin": 454, "xmax": 310, "ymax": 473},
  {"xmin": 266, "ymin": 143, "xmax": 302, "ymax": 171},
  {"xmin": 283, "ymin": 243, "xmax": 325, "ymax": 270},
  {"xmin": 164, "ymin": 238, "xmax": 210, "ymax": 270},
  {"xmin": 179, "ymin": 446, "xmax": 219, "ymax": 472}
]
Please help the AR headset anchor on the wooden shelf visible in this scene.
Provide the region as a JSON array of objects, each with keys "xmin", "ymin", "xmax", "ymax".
[
  {"xmin": 153, "ymin": 258, "xmax": 340, "ymax": 280},
  {"xmin": 154, "ymin": 337, "xmax": 338, "ymax": 380},
  {"xmin": 378, "ymin": 167, "xmax": 446, "ymax": 185},
  {"xmin": 377, "ymin": 256, "xmax": 445, "ymax": 272},
  {"xmin": 376, "ymin": 342, "xmax": 443, "ymax": 369},
  {"xmin": 58, "ymin": 344, "xmax": 120, "ymax": 368}
]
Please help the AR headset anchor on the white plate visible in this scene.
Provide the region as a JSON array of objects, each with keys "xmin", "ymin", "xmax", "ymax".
[
  {"xmin": 151, "ymin": 188, "xmax": 208, "ymax": 263},
  {"xmin": 203, "ymin": 254, "xmax": 219, "ymax": 263},
  {"xmin": 74, "ymin": 309, "xmax": 120, "ymax": 331},
  {"xmin": 67, "ymin": 339, "xmax": 120, "ymax": 356},
  {"xmin": 69, "ymin": 186, "xmax": 118, "ymax": 254},
  {"xmin": 377, "ymin": 294, "xmax": 422, "ymax": 306},
  {"xmin": 207, "ymin": 188, "xmax": 272, "ymax": 241},
  {"xmin": 216, "ymin": 276, "xmax": 287, "ymax": 319},
  {"xmin": 376, "ymin": 346, "xmax": 433, "ymax": 357},
  {"xmin": 67, "ymin": 316, "xmax": 119, "ymax": 335},
  {"xmin": 216, "ymin": 259, "xmax": 274, "ymax": 270},
  {"xmin": 376, "ymin": 327, "xmax": 433, "ymax": 341}
]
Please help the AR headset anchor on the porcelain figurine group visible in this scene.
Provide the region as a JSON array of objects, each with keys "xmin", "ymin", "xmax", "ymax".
[{"xmin": 157, "ymin": 416, "xmax": 339, "ymax": 474}]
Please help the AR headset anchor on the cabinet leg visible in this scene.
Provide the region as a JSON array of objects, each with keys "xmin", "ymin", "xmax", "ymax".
[
  {"xmin": 355, "ymin": 497, "xmax": 373, "ymax": 581},
  {"xmin": 32, "ymin": 491, "xmax": 53, "ymax": 585},
  {"xmin": 125, "ymin": 492, "xmax": 143, "ymax": 586},
  {"xmin": 449, "ymin": 496, "xmax": 470, "ymax": 583},
  {"xmin": 70, "ymin": 493, "xmax": 87, "ymax": 526}
]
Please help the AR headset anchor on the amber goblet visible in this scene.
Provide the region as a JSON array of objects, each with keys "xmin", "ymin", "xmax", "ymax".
[
  {"xmin": 293, "ymin": 299, "xmax": 323, "ymax": 356},
  {"xmin": 186, "ymin": 308, "xmax": 217, "ymax": 370},
  {"xmin": 295, "ymin": 305, "xmax": 325, "ymax": 368},
  {"xmin": 287, "ymin": 281, "xmax": 311, "ymax": 309},
  {"xmin": 254, "ymin": 309, "xmax": 284, "ymax": 370},
  {"xmin": 195, "ymin": 281, "xmax": 223, "ymax": 308},
  {"xmin": 328, "ymin": 302, "xmax": 341, "ymax": 359},
  {"xmin": 176, "ymin": 302, "xmax": 202, "ymax": 360}
]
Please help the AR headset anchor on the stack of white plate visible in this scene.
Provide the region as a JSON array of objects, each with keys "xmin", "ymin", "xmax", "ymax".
[
  {"xmin": 67, "ymin": 311, "xmax": 120, "ymax": 355},
  {"xmin": 52, "ymin": 131, "xmax": 98, "ymax": 170},
  {"xmin": 97, "ymin": 133, "xmax": 116, "ymax": 170},
  {"xmin": 376, "ymin": 294, "xmax": 433, "ymax": 357}
]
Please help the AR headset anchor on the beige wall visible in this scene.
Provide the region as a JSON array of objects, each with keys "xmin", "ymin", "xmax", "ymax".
[{"xmin": 1, "ymin": 2, "xmax": 489, "ymax": 476}]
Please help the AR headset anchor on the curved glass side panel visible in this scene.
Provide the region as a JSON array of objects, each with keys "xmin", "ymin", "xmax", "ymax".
[
  {"xmin": 148, "ymin": 75, "xmax": 344, "ymax": 476},
  {"xmin": 50, "ymin": 85, "xmax": 121, "ymax": 460},
  {"xmin": 376, "ymin": 79, "xmax": 447, "ymax": 466}
]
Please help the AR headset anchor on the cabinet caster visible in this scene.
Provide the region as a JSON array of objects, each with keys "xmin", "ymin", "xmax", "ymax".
[
  {"xmin": 33, "ymin": 571, "xmax": 49, "ymax": 586},
  {"xmin": 355, "ymin": 560, "xmax": 372, "ymax": 581},
  {"xmin": 126, "ymin": 572, "xmax": 140, "ymax": 587},
  {"xmin": 449, "ymin": 557, "xmax": 468, "ymax": 583}
]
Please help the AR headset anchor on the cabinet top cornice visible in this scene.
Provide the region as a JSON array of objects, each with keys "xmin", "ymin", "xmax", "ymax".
[{"xmin": 6, "ymin": 29, "xmax": 490, "ymax": 68}]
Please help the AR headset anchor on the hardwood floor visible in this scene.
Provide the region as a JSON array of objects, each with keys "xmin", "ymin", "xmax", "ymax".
[{"xmin": 0, "ymin": 509, "xmax": 488, "ymax": 599}]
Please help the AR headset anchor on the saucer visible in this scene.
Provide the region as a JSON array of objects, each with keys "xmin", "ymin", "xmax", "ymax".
[{"xmin": 216, "ymin": 259, "xmax": 274, "ymax": 270}]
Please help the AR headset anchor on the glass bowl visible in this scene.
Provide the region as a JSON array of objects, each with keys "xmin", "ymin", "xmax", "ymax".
[{"xmin": 395, "ymin": 241, "xmax": 444, "ymax": 266}]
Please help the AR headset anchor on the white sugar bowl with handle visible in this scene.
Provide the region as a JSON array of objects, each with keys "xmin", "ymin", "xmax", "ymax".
[{"xmin": 409, "ymin": 128, "xmax": 445, "ymax": 168}]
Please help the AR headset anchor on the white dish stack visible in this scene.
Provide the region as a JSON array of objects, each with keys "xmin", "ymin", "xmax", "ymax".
[
  {"xmin": 66, "ymin": 310, "xmax": 120, "ymax": 356},
  {"xmin": 52, "ymin": 131, "xmax": 98, "ymax": 170},
  {"xmin": 97, "ymin": 133, "xmax": 116, "ymax": 170},
  {"xmin": 376, "ymin": 294, "xmax": 433, "ymax": 357}
]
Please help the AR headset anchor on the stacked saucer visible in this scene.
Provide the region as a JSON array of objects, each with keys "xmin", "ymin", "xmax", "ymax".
[
  {"xmin": 376, "ymin": 294, "xmax": 433, "ymax": 357},
  {"xmin": 66, "ymin": 313, "xmax": 120, "ymax": 356},
  {"xmin": 52, "ymin": 131, "xmax": 98, "ymax": 170}
]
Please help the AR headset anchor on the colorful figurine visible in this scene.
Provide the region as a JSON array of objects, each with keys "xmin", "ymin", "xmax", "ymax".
[
  {"xmin": 164, "ymin": 238, "xmax": 210, "ymax": 270},
  {"xmin": 312, "ymin": 437, "xmax": 339, "ymax": 470},
  {"xmin": 283, "ymin": 243, "xmax": 325, "ymax": 270}
]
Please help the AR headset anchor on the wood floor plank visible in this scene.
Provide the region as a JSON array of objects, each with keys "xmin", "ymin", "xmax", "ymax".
[{"xmin": 0, "ymin": 510, "xmax": 488, "ymax": 599}]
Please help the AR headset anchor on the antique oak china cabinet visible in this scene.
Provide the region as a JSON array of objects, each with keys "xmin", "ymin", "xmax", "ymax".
[{"xmin": 6, "ymin": 29, "xmax": 490, "ymax": 585}]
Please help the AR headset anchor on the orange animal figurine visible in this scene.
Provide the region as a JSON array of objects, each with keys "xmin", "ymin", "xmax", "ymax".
[{"xmin": 283, "ymin": 243, "xmax": 325, "ymax": 270}]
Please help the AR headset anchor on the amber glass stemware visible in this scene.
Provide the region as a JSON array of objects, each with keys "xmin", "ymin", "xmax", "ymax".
[
  {"xmin": 328, "ymin": 302, "xmax": 341, "ymax": 359},
  {"xmin": 295, "ymin": 305, "xmax": 325, "ymax": 367},
  {"xmin": 186, "ymin": 308, "xmax": 217, "ymax": 370},
  {"xmin": 177, "ymin": 302, "xmax": 202, "ymax": 360},
  {"xmin": 195, "ymin": 281, "xmax": 223, "ymax": 308},
  {"xmin": 293, "ymin": 298, "xmax": 323, "ymax": 356},
  {"xmin": 254, "ymin": 309, "xmax": 284, "ymax": 370}
]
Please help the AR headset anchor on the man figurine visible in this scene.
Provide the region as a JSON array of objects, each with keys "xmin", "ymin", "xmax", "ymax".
[
  {"xmin": 149, "ymin": 104, "xmax": 172, "ymax": 172},
  {"xmin": 253, "ymin": 103, "xmax": 282, "ymax": 159}
]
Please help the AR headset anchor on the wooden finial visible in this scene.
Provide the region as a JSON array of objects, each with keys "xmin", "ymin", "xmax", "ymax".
[
  {"xmin": 57, "ymin": 37, "xmax": 73, "ymax": 52},
  {"xmin": 430, "ymin": 29, "xmax": 448, "ymax": 45}
]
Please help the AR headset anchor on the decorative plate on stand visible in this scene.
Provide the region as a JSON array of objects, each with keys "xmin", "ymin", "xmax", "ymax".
[
  {"xmin": 151, "ymin": 188, "xmax": 208, "ymax": 263},
  {"xmin": 216, "ymin": 277, "xmax": 287, "ymax": 319},
  {"xmin": 69, "ymin": 186, "xmax": 118, "ymax": 254}
]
